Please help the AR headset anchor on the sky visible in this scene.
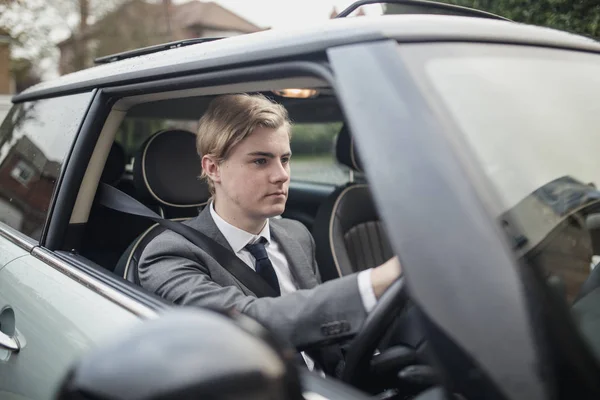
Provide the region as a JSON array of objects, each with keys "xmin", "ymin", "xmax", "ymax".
[{"xmin": 211, "ymin": 0, "xmax": 383, "ymax": 29}]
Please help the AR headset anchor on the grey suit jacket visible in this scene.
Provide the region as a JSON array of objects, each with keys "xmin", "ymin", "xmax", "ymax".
[{"xmin": 138, "ymin": 206, "xmax": 367, "ymax": 349}]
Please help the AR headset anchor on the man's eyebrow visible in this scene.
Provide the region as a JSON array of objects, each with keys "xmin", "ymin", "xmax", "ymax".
[
  {"xmin": 247, "ymin": 151, "xmax": 292, "ymax": 158},
  {"xmin": 247, "ymin": 151, "xmax": 275, "ymax": 158}
]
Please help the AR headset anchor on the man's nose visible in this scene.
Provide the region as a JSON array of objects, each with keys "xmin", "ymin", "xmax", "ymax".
[{"xmin": 270, "ymin": 160, "xmax": 289, "ymax": 183}]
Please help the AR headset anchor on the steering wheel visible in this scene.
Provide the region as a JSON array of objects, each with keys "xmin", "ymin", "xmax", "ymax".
[{"xmin": 342, "ymin": 277, "xmax": 409, "ymax": 388}]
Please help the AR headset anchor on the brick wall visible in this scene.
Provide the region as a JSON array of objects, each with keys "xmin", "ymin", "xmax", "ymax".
[{"xmin": 0, "ymin": 152, "xmax": 56, "ymax": 214}]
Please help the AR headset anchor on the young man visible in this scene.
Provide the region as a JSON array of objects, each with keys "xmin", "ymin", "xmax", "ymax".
[{"xmin": 138, "ymin": 94, "xmax": 401, "ymax": 368}]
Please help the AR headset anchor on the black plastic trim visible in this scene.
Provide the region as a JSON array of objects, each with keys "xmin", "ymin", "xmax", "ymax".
[
  {"xmin": 336, "ymin": 0, "xmax": 510, "ymax": 21},
  {"xmin": 40, "ymin": 90, "xmax": 96, "ymax": 246},
  {"xmin": 300, "ymin": 370, "xmax": 372, "ymax": 400},
  {"xmin": 416, "ymin": 308, "xmax": 507, "ymax": 399},
  {"xmin": 94, "ymin": 37, "xmax": 224, "ymax": 64},
  {"xmin": 289, "ymin": 180, "xmax": 337, "ymax": 199},
  {"xmin": 101, "ymin": 60, "xmax": 334, "ymax": 98},
  {"xmin": 45, "ymin": 91, "xmax": 114, "ymax": 250}
]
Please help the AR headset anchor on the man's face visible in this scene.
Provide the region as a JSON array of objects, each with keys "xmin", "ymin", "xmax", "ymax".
[{"xmin": 215, "ymin": 125, "xmax": 291, "ymax": 221}]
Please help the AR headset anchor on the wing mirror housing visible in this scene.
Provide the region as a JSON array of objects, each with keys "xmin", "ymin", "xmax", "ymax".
[{"xmin": 54, "ymin": 309, "xmax": 303, "ymax": 400}]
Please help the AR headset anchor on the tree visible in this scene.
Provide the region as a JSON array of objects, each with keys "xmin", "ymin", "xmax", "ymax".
[
  {"xmin": 0, "ymin": 0, "xmax": 127, "ymax": 79},
  {"xmin": 386, "ymin": 0, "xmax": 600, "ymax": 40},
  {"xmin": 11, "ymin": 57, "xmax": 41, "ymax": 93}
]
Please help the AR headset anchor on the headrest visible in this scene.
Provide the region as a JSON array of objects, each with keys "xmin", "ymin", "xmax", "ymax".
[
  {"xmin": 335, "ymin": 125, "xmax": 363, "ymax": 172},
  {"xmin": 100, "ymin": 142, "xmax": 126, "ymax": 185},
  {"xmin": 133, "ymin": 129, "xmax": 210, "ymax": 207}
]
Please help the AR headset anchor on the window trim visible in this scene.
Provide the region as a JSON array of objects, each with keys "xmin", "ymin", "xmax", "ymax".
[
  {"xmin": 0, "ymin": 221, "xmax": 37, "ymax": 252},
  {"xmin": 34, "ymin": 59, "xmax": 340, "ymax": 320},
  {"xmin": 32, "ymin": 247, "xmax": 161, "ymax": 318},
  {"xmin": 43, "ymin": 89, "xmax": 108, "ymax": 249},
  {"xmin": 47, "ymin": 60, "xmax": 336, "ymax": 252}
]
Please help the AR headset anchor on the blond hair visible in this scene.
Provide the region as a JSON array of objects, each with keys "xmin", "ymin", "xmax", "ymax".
[{"xmin": 197, "ymin": 93, "xmax": 291, "ymax": 194}]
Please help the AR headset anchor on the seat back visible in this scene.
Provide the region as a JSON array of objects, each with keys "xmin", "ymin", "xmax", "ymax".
[
  {"xmin": 114, "ymin": 129, "xmax": 211, "ymax": 281},
  {"xmin": 83, "ymin": 142, "xmax": 135, "ymax": 269},
  {"xmin": 312, "ymin": 126, "xmax": 393, "ymax": 281},
  {"xmin": 132, "ymin": 129, "xmax": 210, "ymax": 219}
]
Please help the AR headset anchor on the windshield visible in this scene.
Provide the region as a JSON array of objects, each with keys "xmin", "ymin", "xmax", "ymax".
[{"xmin": 402, "ymin": 43, "xmax": 600, "ymax": 358}]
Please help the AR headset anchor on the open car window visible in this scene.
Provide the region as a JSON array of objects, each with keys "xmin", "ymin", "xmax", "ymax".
[{"xmin": 115, "ymin": 103, "xmax": 349, "ymax": 186}]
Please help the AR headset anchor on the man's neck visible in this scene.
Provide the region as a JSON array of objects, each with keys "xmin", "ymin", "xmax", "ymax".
[{"xmin": 213, "ymin": 198, "xmax": 266, "ymax": 235}]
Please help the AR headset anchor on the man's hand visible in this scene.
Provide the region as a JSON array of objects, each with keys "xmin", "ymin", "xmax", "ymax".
[{"xmin": 370, "ymin": 256, "xmax": 402, "ymax": 299}]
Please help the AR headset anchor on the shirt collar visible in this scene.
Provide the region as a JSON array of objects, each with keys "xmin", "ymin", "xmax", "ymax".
[{"xmin": 210, "ymin": 201, "xmax": 271, "ymax": 254}]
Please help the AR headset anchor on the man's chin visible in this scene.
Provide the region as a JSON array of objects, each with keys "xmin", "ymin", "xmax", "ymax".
[{"xmin": 262, "ymin": 203, "xmax": 286, "ymax": 218}]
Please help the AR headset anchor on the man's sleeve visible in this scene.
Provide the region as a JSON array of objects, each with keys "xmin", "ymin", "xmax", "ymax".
[
  {"xmin": 138, "ymin": 232, "xmax": 367, "ymax": 350},
  {"xmin": 357, "ymin": 270, "xmax": 377, "ymax": 312}
]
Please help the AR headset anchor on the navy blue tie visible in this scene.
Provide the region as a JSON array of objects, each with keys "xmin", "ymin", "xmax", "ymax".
[{"xmin": 245, "ymin": 238, "xmax": 281, "ymax": 296}]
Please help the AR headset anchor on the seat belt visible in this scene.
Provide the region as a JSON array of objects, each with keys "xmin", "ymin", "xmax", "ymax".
[{"xmin": 97, "ymin": 183, "xmax": 279, "ymax": 298}]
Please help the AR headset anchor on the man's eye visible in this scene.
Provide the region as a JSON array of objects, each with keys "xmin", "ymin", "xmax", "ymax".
[
  {"xmin": 281, "ymin": 157, "xmax": 290, "ymax": 164},
  {"xmin": 254, "ymin": 159, "xmax": 267, "ymax": 165}
]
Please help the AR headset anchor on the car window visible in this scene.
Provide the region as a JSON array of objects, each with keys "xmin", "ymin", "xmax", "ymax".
[
  {"xmin": 116, "ymin": 117, "xmax": 350, "ymax": 186},
  {"xmin": 0, "ymin": 93, "xmax": 93, "ymax": 240},
  {"xmin": 290, "ymin": 122, "xmax": 350, "ymax": 185},
  {"xmin": 402, "ymin": 43, "xmax": 600, "ymax": 359},
  {"xmin": 115, "ymin": 117, "xmax": 198, "ymax": 170}
]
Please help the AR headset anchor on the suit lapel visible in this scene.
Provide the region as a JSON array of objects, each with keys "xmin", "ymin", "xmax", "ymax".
[
  {"xmin": 270, "ymin": 220, "xmax": 319, "ymax": 290},
  {"xmin": 187, "ymin": 208, "xmax": 318, "ymax": 293}
]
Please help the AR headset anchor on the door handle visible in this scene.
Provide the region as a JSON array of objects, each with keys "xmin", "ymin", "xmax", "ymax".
[
  {"xmin": 0, "ymin": 330, "xmax": 19, "ymax": 352},
  {"xmin": 0, "ymin": 306, "xmax": 20, "ymax": 352}
]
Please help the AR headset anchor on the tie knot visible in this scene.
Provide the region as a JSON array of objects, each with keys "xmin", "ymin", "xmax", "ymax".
[{"xmin": 245, "ymin": 237, "xmax": 269, "ymax": 261}]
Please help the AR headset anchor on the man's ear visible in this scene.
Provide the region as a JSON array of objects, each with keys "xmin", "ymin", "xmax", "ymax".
[{"xmin": 201, "ymin": 155, "xmax": 221, "ymax": 185}]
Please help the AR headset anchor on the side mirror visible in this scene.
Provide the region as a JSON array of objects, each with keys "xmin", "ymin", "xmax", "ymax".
[{"xmin": 54, "ymin": 309, "xmax": 303, "ymax": 400}]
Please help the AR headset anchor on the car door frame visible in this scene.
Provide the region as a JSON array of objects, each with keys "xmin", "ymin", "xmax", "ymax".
[
  {"xmin": 328, "ymin": 39, "xmax": 550, "ymax": 400},
  {"xmin": 44, "ymin": 59, "xmax": 338, "ymax": 251},
  {"xmin": 32, "ymin": 56, "xmax": 344, "ymax": 316}
]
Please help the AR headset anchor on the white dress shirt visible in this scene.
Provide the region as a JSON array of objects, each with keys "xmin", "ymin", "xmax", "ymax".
[{"xmin": 209, "ymin": 203, "xmax": 377, "ymax": 371}]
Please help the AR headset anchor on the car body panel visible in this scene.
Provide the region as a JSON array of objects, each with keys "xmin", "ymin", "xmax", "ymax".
[
  {"xmin": 0, "ymin": 247, "xmax": 142, "ymax": 400},
  {"xmin": 0, "ymin": 228, "xmax": 30, "ymax": 271},
  {"xmin": 14, "ymin": 15, "xmax": 600, "ymax": 103}
]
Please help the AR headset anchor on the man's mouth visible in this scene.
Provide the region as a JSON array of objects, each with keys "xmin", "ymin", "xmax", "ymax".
[{"xmin": 267, "ymin": 191, "xmax": 286, "ymax": 197}]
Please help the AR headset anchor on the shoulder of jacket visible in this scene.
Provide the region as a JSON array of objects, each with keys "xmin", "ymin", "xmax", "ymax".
[{"xmin": 272, "ymin": 217, "xmax": 313, "ymax": 243}]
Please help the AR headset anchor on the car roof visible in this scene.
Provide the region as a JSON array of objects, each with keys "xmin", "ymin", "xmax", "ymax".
[{"xmin": 15, "ymin": 14, "xmax": 600, "ymax": 102}]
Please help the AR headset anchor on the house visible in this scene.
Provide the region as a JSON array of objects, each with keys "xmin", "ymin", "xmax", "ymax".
[
  {"xmin": 57, "ymin": 0, "xmax": 263, "ymax": 75},
  {"xmin": 0, "ymin": 136, "xmax": 60, "ymax": 238}
]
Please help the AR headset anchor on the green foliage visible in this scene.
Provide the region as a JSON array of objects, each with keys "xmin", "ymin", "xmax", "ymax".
[
  {"xmin": 386, "ymin": 1, "xmax": 600, "ymax": 40},
  {"xmin": 114, "ymin": 120, "xmax": 343, "ymax": 160},
  {"xmin": 290, "ymin": 122, "xmax": 342, "ymax": 156},
  {"xmin": 0, "ymin": 0, "xmax": 127, "ymax": 77},
  {"xmin": 115, "ymin": 118, "xmax": 170, "ymax": 157}
]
